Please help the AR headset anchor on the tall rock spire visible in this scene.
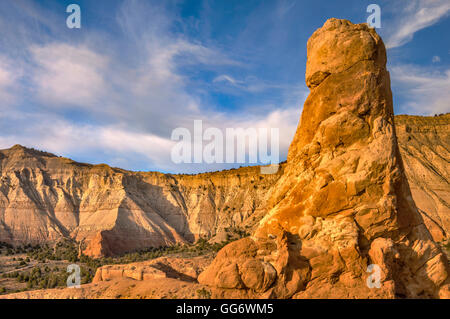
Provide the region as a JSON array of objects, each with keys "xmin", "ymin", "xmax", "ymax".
[{"xmin": 198, "ymin": 18, "xmax": 450, "ymax": 299}]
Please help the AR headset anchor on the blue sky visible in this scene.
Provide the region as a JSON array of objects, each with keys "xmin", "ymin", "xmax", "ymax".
[{"xmin": 0, "ymin": 0, "xmax": 449, "ymax": 173}]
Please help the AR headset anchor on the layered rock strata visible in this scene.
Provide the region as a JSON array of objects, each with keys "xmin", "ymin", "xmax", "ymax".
[
  {"xmin": 0, "ymin": 145, "xmax": 282, "ymax": 257},
  {"xmin": 395, "ymin": 114, "xmax": 450, "ymax": 242}
]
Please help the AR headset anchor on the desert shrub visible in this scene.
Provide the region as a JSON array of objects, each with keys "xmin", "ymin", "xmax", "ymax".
[
  {"xmin": 15, "ymin": 265, "xmax": 90, "ymax": 290},
  {"xmin": 196, "ymin": 288, "xmax": 211, "ymax": 299}
]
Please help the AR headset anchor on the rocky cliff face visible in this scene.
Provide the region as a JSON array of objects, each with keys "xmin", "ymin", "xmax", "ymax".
[
  {"xmin": 198, "ymin": 19, "xmax": 449, "ymax": 299},
  {"xmin": 395, "ymin": 114, "xmax": 450, "ymax": 242},
  {"xmin": 0, "ymin": 145, "xmax": 283, "ymax": 257},
  {"xmin": 0, "ymin": 122, "xmax": 448, "ymax": 260},
  {"xmin": 0, "ymin": 119, "xmax": 447, "ymax": 260}
]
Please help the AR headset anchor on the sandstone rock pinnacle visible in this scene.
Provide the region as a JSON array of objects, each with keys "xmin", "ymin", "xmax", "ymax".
[{"xmin": 198, "ymin": 18, "xmax": 450, "ymax": 299}]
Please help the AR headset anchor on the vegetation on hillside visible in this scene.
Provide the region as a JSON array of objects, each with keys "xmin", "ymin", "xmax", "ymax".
[{"xmin": 0, "ymin": 233, "xmax": 243, "ymax": 295}]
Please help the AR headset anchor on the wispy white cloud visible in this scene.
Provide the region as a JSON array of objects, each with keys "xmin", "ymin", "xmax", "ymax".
[
  {"xmin": 0, "ymin": 111, "xmax": 177, "ymax": 170},
  {"xmin": 275, "ymin": 0, "xmax": 297, "ymax": 18},
  {"xmin": 385, "ymin": 0, "xmax": 450, "ymax": 49},
  {"xmin": 20, "ymin": 0, "xmax": 244, "ymax": 135},
  {"xmin": 0, "ymin": 56, "xmax": 22, "ymax": 105},
  {"xmin": 0, "ymin": 0, "xmax": 306, "ymax": 172},
  {"xmin": 391, "ymin": 64, "xmax": 450, "ymax": 115},
  {"xmin": 213, "ymin": 74, "xmax": 243, "ymax": 86},
  {"xmin": 212, "ymin": 73, "xmax": 301, "ymax": 95},
  {"xmin": 0, "ymin": 60, "xmax": 14, "ymax": 88},
  {"xmin": 0, "ymin": 102, "xmax": 303, "ymax": 172},
  {"xmin": 30, "ymin": 44, "xmax": 108, "ymax": 107}
]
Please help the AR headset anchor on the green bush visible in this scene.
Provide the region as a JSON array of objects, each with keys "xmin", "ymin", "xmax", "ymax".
[{"xmin": 0, "ymin": 234, "xmax": 243, "ymax": 294}]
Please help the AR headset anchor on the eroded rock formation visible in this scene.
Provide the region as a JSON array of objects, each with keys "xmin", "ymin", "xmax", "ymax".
[
  {"xmin": 396, "ymin": 114, "xmax": 450, "ymax": 242},
  {"xmin": 198, "ymin": 19, "xmax": 450, "ymax": 299},
  {"xmin": 0, "ymin": 145, "xmax": 282, "ymax": 257},
  {"xmin": 0, "ymin": 121, "xmax": 448, "ymax": 261},
  {"xmin": 0, "ymin": 255, "xmax": 213, "ymax": 299}
]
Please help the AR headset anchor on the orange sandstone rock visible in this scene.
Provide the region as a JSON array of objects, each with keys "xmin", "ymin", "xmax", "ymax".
[{"xmin": 198, "ymin": 18, "xmax": 450, "ymax": 299}]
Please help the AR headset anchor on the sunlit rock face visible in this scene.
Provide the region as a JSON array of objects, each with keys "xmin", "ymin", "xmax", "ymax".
[
  {"xmin": 395, "ymin": 114, "xmax": 450, "ymax": 243},
  {"xmin": 198, "ymin": 18, "xmax": 450, "ymax": 299},
  {"xmin": 0, "ymin": 144, "xmax": 283, "ymax": 257}
]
